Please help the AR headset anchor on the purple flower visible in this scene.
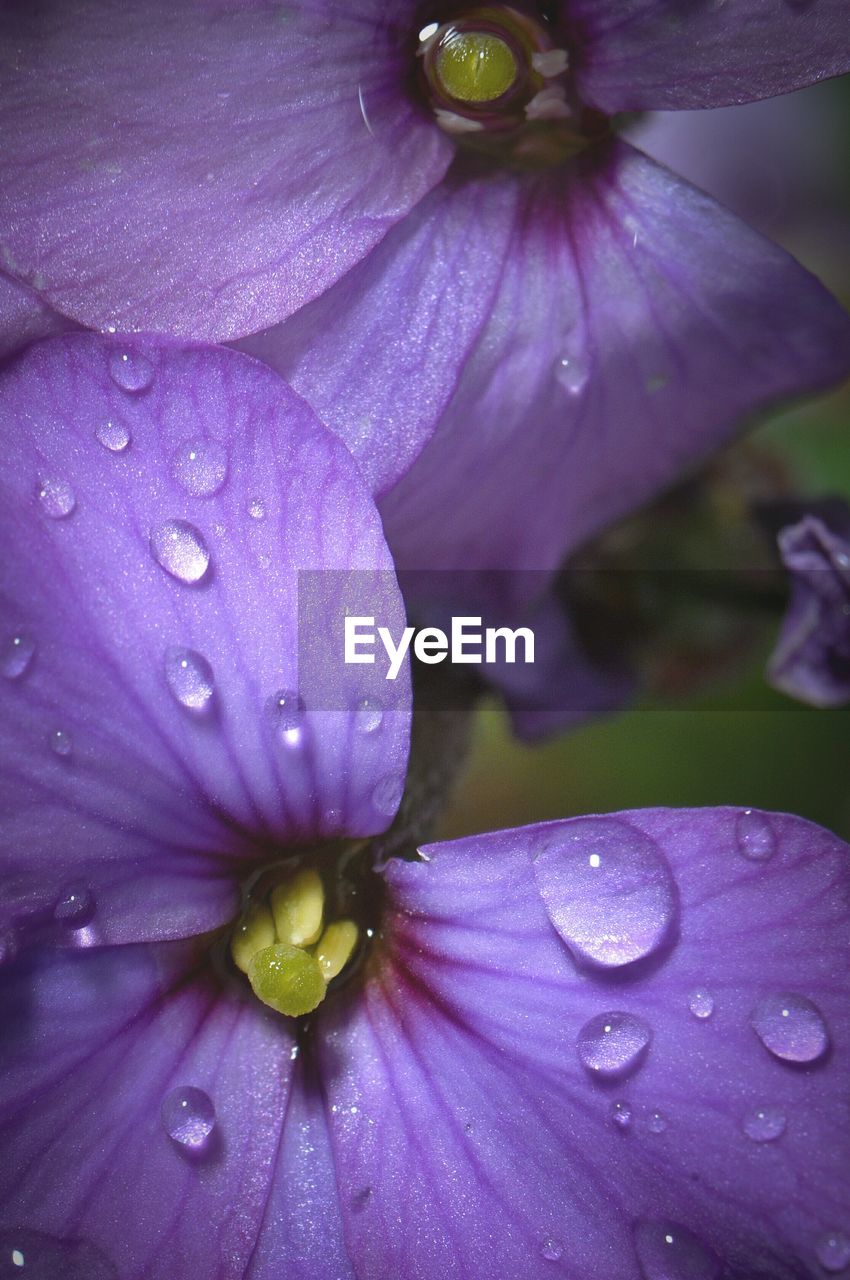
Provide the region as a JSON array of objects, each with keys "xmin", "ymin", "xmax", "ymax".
[
  {"xmin": 1, "ymin": 3, "xmax": 849, "ymax": 580},
  {"xmin": 2, "ymin": 333, "xmax": 850, "ymax": 1279},
  {"xmin": 767, "ymin": 505, "xmax": 850, "ymax": 707}
]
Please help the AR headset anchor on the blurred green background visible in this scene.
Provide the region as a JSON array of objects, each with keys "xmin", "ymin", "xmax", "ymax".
[{"xmin": 440, "ymin": 79, "xmax": 850, "ymax": 842}]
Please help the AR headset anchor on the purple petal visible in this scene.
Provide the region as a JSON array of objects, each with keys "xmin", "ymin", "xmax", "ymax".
[
  {"xmin": 767, "ymin": 513, "xmax": 850, "ymax": 707},
  {"xmin": 320, "ymin": 808, "xmax": 850, "ymax": 1278},
  {"xmin": 363, "ymin": 144, "xmax": 848, "ymax": 576},
  {"xmin": 0, "ymin": 269, "xmax": 72, "ymax": 361},
  {"xmin": 0, "ymin": 942, "xmax": 350, "ymax": 1280},
  {"xmin": 0, "ymin": 334, "xmax": 411, "ymax": 944},
  {"xmin": 0, "ymin": 1, "xmax": 450, "ymax": 340},
  {"xmin": 570, "ymin": 0, "xmax": 850, "ymax": 111}
]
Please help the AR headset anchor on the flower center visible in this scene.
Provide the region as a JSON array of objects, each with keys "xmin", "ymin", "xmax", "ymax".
[{"xmin": 434, "ymin": 29, "xmax": 519, "ymax": 103}]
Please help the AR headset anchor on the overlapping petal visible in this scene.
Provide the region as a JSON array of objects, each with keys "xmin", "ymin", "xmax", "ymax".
[
  {"xmin": 0, "ymin": 270, "xmax": 71, "ymax": 362},
  {"xmin": 0, "ymin": 335, "xmax": 411, "ymax": 945},
  {"xmin": 569, "ymin": 0, "xmax": 850, "ymax": 112},
  {"xmin": 321, "ymin": 808, "xmax": 850, "ymax": 1278},
  {"xmin": 0, "ymin": 0, "xmax": 449, "ymax": 340}
]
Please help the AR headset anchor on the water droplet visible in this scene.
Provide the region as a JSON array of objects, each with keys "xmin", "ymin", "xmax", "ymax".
[
  {"xmin": 266, "ymin": 689, "xmax": 305, "ymax": 747},
  {"xmin": 37, "ymin": 477, "xmax": 76, "ymax": 519},
  {"xmin": 816, "ymin": 1231, "xmax": 850, "ymax": 1273},
  {"xmin": 172, "ymin": 439, "xmax": 228, "ymax": 498},
  {"xmin": 554, "ymin": 352, "xmax": 589, "ymax": 396},
  {"xmin": 647, "ymin": 1111, "xmax": 668, "ymax": 1134},
  {"xmin": 0, "ymin": 1230, "xmax": 116, "ymax": 1279},
  {"xmin": 150, "ymin": 520, "xmax": 210, "ymax": 584},
  {"xmin": 354, "ymin": 697, "xmax": 383, "ymax": 733},
  {"xmin": 1, "ymin": 634, "xmax": 36, "ymax": 680},
  {"xmin": 742, "ymin": 1105, "xmax": 786, "ymax": 1143},
  {"xmin": 533, "ymin": 817, "xmax": 677, "ymax": 970},
  {"xmin": 540, "ymin": 1237, "xmax": 563, "ymax": 1262},
  {"xmin": 634, "ymin": 1220, "xmax": 721, "ymax": 1279},
  {"xmin": 611, "ymin": 1100, "xmax": 633, "ymax": 1130},
  {"xmin": 735, "ymin": 809, "xmax": 776, "ymax": 861},
  {"xmin": 577, "ymin": 1011, "xmax": 652, "ymax": 1081},
  {"xmin": 751, "ymin": 992, "xmax": 829, "ymax": 1064},
  {"xmin": 95, "ymin": 419, "xmax": 131, "ymax": 452},
  {"xmin": 54, "ymin": 885, "xmax": 95, "ymax": 928},
  {"xmin": 248, "ymin": 499, "xmax": 265, "ymax": 520},
  {"xmin": 164, "ymin": 647, "xmax": 215, "ymax": 710},
  {"xmin": 108, "ymin": 349, "xmax": 154, "ymax": 392},
  {"xmin": 372, "ymin": 774, "xmax": 404, "ymax": 817},
  {"xmin": 49, "ymin": 728, "xmax": 73, "ymax": 758},
  {"xmin": 688, "ymin": 989, "xmax": 715, "ymax": 1020},
  {"xmin": 161, "ymin": 1086, "xmax": 216, "ymax": 1153}
]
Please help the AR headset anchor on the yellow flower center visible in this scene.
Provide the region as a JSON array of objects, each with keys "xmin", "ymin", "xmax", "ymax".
[{"xmin": 434, "ymin": 30, "xmax": 519, "ymax": 103}]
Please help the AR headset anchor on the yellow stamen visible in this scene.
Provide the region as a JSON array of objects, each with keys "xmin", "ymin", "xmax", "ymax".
[
  {"xmin": 270, "ymin": 868, "xmax": 324, "ymax": 947},
  {"xmin": 247, "ymin": 943, "xmax": 327, "ymax": 1017},
  {"xmin": 316, "ymin": 920, "xmax": 359, "ymax": 982},
  {"xmin": 230, "ymin": 900, "xmax": 276, "ymax": 975},
  {"xmin": 435, "ymin": 31, "xmax": 518, "ymax": 104}
]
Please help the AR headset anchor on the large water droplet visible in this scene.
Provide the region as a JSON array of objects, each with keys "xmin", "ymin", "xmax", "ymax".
[
  {"xmin": 95, "ymin": 419, "xmax": 131, "ymax": 453},
  {"xmin": 751, "ymin": 992, "xmax": 829, "ymax": 1064},
  {"xmin": 611, "ymin": 1100, "xmax": 633, "ymax": 1130},
  {"xmin": 1, "ymin": 634, "xmax": 36, "ymax": 680},
  {"xmin": 49, "ymin": 729, "xmax": 73, "ymax": 758},
  {"xmin": 266, "ymin": 689, "xmax": 305, "ymax": 747},
  {"xmin": 554, "ymin": 352, "xmax": 589, "ymax": 396},
  {"xmin": 742, "ymin": 1105, "xmax": 786, "ymax": 1143},
  {"xmin": 735, "ymin": 809, "xmax": 777, "ymax": 861},
  {"xmin": 634, "ymin": 1221, "xmax": 722, "ymax": 1279},
  {"xmin": 54, "ymin": 885, "xmax": 96, "ymax": 929},
  {"xmin": 540, "ymin": 1237, "xmax": 563, "ymax": 1262},
  {"xmin": 172, "ymin": 439, "xmax": 228, "ymax": 498},
  {"xmin": 108, "ymin": 349, "xmax": 154, "ymax": 392},
  {"xmin": 150, "ymin": 520, "xmax": 210, "ymax": 584},
  {"xmin": 164, "ymin": 647, "xmax": 215, "ymax": 710},
  {"xmin": 533, "ymin": 817, "xmax": 677, "ymax": 970},
  {"xmin": 816, "ymin": 1232, "xmax": 850, "ymax": 1273},
  {"xmin": 161, "ymin": 1086, "xmax": 216, "ymax": 1153},
  {"xmin": 688, "ymin": 989, "xmax": 715, "ymax": 1020},
  {"xmin": 37, "ymin": 478, "xmax": 76, "ymax": 519},
  {"xmin": 354, "ymin": 697, "xmax": 383, "ymax": 734},
  {"xmin": 372, "ymin": 774, "xmax": 404, "ymax": 817},
  {"xmin": 577, "ymin": 1011, "xmax": 652, "ymax": 1081}
]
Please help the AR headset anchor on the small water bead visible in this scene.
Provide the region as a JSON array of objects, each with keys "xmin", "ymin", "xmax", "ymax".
[
  {"xmin": 37, "ymin": 477, "xmax": 76, "ymax": 519},
  {"xmin": 815, "ymin": 1231, "xmax": 850, "ymax": 1273},
  {"xmin": 49, "ymin": 729, "xmax": 73, "ymax": 758},
  {"xmin": 540, "ymin": 1237, "xmax": 563, "ymax": 1263},
  {"xmin": 150, "ymin": 519, "xmax": 210, "ymax": 584},
  {"xmin": 634, "ymin": 1221, "xmax": 722, "ymax": 1279},
  {"xmin": 94, "ymin": 419, "xmax": 131, "ymax": 452},
  {"xmin": 108, "ymin": 349, "xmax": 154, "ymax": 392},
  {"xmin": 248, "ymin": 499, "xmax": 265, "ymax": 520},
  {"xmin": 266, "ymin": 690, "xmax": 306, "ymax": 746},
  {"xmin": 742, "ymin": 1105, "xmax": 786, "ymax": 1143},
  {"xmin": 577, "ymin": 1012, "xmax": 652, "ymax": 1081},
  {"xmin": 751, "ymin": 993, "xmax": 829, "ymax": 1064},
  {"xmin": 172, "ymin": 439, "xmax": 228, "ymax": 498},
  {"xmin": 372, "ymin": 773, "xmax": 405, "ymax": 818},
  {"xmin": 688, "ymin": 989, "xmax": 715, "ymax": 1020},
  {"xmin": 647, "ymin": 1111, "xmax": 668, "ymax": 1134},
  {"xmin": 354, "ymin": 697, "xmax": 383, "ymax": 734},
  {"xmin": 0, "ymin": 1230, "xmax": 116, "ymax": 1279},
  {"xmin": 161, "ymin": 1086, "xmax": 216, "ymax": 1153},
  {"xmin": 554, "ymin": 353, "xmax": 589, "ymax": 396},
  {"xmin": 164, "ymin": 647, "xmax": 215, "ymax": 710},
  {"xmin": 611, "ymin": 1100, "xmax": 633, "ymax": 1130},
  {"xmin": 1, "ymin": 634, "xmax": 36, "ymax": 680},
  {"xmin": 735, "ymin": 809, "xmax": 777, "ymax": 861},
  {"xmin": 54, "ymin": 885, "xmax": 96, "ymax": 928}
]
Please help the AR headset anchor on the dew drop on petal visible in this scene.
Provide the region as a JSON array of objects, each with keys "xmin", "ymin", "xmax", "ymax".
[
  {"xmin": 164, "ymin": 647, "xmax": 215, "ymax": 710},
  {"xmin": 108, "ymin": 349, "xmax": 154, "ymax": 392},
  {"xmin": 577, "ymin": 1012, "xmax": 652, "ymax": 1081},
  {"xmin": 735, "ymin": 809, "xmax": 777, "ymax": 861},
  {"xmin": 1, "ymin": 634, "xmax": 36, "ymax": 681},
  {"xmin": 150, "ymin": 520, "xmax": 210, "ymax": 584},
  {"xmin": 634, "ymin": 1220, "xmax": 722, "ymax": 1279},
  {"xmin": 751, "ymin": 993, "xmax": 829, "ymax": 1064},
  {"xmin": 266, "ymin": 689, "xmax": 305, "ymax": 747},
  {"xmin": 554, "ymin": 352, "xmax": 589, "ymax": 396},
  {"xmin": 95, "ymin": 419, "xmax": 131, "ymax": 453},
  {"xmin": 611, "ymin": 1100, "xmax": 633, "ymax": 1130},
  {"xmin": 540, "ymin": 1237, "xmax": 563, "ymax": 1262},
  {"xmin": 172, "ymin": 439, "xmax": 228, "ymax": 497},
  {"xmin": 533, "ymin": 817, "xmax": 677, "ymax": 970},
  {"xmin": 49, "ymin": 728, "xmax": 73, "ymax": 758},
  {"xmin": 816, "ymin": 1232, "xmax": 850, "ymax": 1273},
  {"xmin": 354, "ymin": 697, "xmax": 383, "ymax": 734},
  {"xmin": 248, "ymin": 499, "xmax": 265, "ymax": 520},
  {"xmin": 372, "ymin": 773, "xmax": 404, "ymax": 818},
  {"xmin": 54, "ymin": 885, "xmax": 95, "ymax": 928},
  {"xmin": 37, "ymin": 477, "xmax": 76, "ymax": 519},
  {"xmin": 647, "ymin": 1111, "xmax": 668, "ymax": 1134},
  {"xmin": 688, "ymin": 989, "xmax": 715, "ymax": 1020},
  {"xmin": 161, "ymin": 1086, "xmax": 216, "ymax": 1153},
  {"xmin": 742, "ymin": 1105, "xmax": 786, "ymax": 1143},
  {"xmin": 0, "ymin": 1230, "xmax": 115, "ymax": 1279}
]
